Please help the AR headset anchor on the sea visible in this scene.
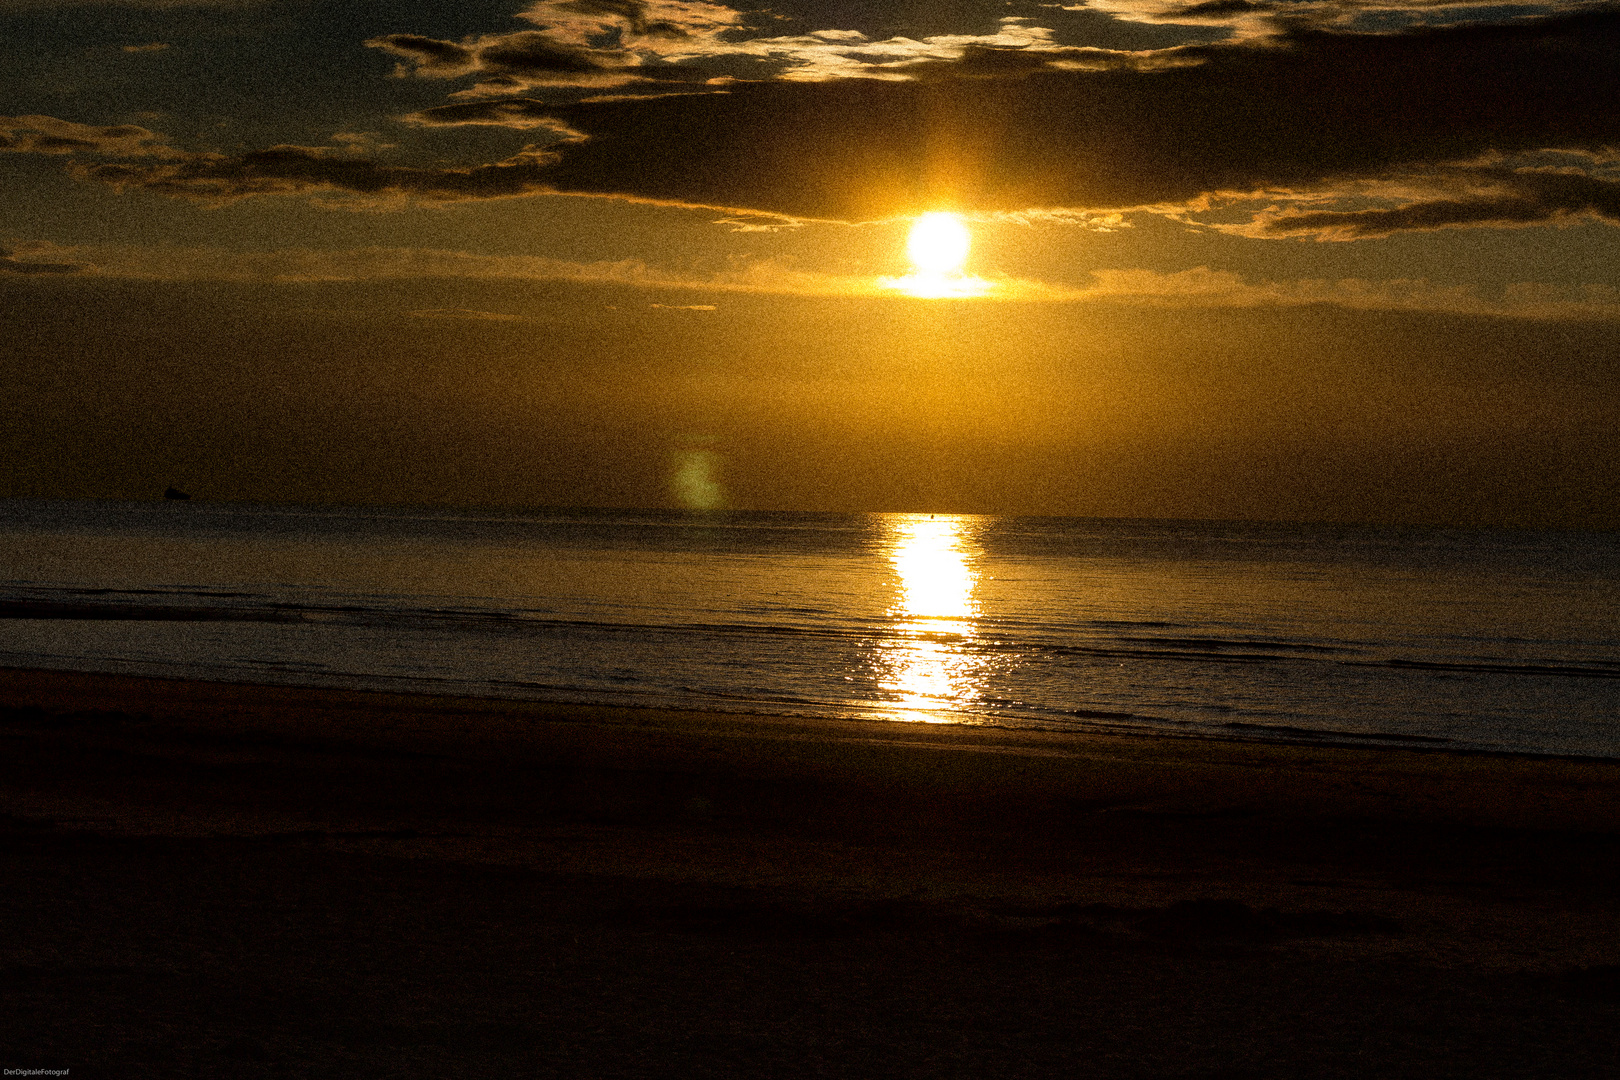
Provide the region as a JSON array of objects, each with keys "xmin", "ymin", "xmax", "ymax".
[{"xmin": 1, "ymin": 498, "xmax": 1617, "ymax": 758}]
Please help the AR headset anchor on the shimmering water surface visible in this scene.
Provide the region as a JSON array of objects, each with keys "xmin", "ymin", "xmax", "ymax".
[{"xmin": 2, "ymin": 499, "xmax": 1617, "ymax": 756}]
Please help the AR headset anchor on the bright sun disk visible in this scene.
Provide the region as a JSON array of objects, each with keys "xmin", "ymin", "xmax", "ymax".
[
  {"xmin": 882, "ymin": 211, "xmax": 991, "ymax": 298},
  {"xmin": 907, "ymin": 212, "xmax": 971, "ymax": 275}
]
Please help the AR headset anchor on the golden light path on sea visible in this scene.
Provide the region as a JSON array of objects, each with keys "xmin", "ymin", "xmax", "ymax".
[{"xmin": 876, "ymin": 514, "xmax": 989, "ymax": 722}]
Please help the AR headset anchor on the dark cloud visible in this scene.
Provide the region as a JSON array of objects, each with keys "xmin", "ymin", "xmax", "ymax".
[
  {"xmin": 520, "ymin": 7, "xmax": 1620, "ymax": 220},
  {"xmin": 1089, "ymin": 0, "xmax": 1576, "ymax": 32},
  {"xmin": 1172, "ymin": 0, "xmax": 1269, "ymax": 17},
  {"xmin": 459, "ymin": 30, "xmax": 707, "ymax": 83},
  {"xmin": 366, "ymin": 16, "xmax": 715, "ymax": 89},
  {"xmin": 0, "ymin": 115, "xmax": 176, "ymax": 157},
  {"xmin": 543, "ymin": 0, "xmax": 694, "ymax": 39},
  {"xmin": 367, "ymin": 33, "xmax": 478, "ymax": 75},
  {"xmin": 1263, "ymin": 169, "xmax": 1620, "ymax": 239},
  {"xmin": 75, "ymin": 145, "xmax": 563, "ymax": 204},
  {"xmin": 401, "ymin": 98, "xmax": 584, "ymax": 131},
  {"xmin": 26, "ymin": 8, "xmax": 1620, "ymax": 226},
  {"xmin": 477, "ymin": 31, "xmax": 620, "ymax": 75}
]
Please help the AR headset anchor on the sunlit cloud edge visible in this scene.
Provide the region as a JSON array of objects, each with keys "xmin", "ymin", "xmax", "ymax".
[{"xmin": 13, "ymin": 239, "xmax": 1620, "ymax": 321}]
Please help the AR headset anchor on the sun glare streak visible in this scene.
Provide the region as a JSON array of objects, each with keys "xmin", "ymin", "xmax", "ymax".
[
  {"xmin": 874, "ymin": 514, "xmax": 988, "ymax": 722},
  {"xmin": 882, "ymin": 212, "xmax": 994, "ymax": 299}
]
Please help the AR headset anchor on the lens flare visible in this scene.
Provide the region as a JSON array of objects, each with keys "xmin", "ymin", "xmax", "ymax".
[{"xmin": 671, "ymin": 448, "xmax": 725, "ymax": 510}]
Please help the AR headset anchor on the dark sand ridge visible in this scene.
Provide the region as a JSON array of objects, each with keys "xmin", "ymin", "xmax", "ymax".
[{"xmin": 3, "ymin": 667, "xmax": 1619, "ymax": 1077}]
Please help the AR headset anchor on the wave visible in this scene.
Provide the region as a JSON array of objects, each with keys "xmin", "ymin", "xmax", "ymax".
[
  {"xmin": 1219, "ymin": 721, "xmax": 1453, "ymax": 744},
  {"xmin": 1360, "ymin": 658, "xmax": 1620, "ymax": 679},
  {"xmin": 6, "ymin": 593, "xmax": 1616, "ymax": 688},
  {"xmin": 0, "ymin": 600, "xmax": 307, "ymax": 623}
]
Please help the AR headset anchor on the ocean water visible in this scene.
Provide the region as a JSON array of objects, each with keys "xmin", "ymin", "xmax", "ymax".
[{"xmin": 1, "ymin": 499, "xmax": 1617, "ymax": 757}]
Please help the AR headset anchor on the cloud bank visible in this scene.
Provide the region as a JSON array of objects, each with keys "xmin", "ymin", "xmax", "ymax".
[
  {"xmin": 11, "ymin": 4, "xmax": 1620, "ymax": 233},
  {"xmin": 527, "ymin": 8, "xmax": 1620, "ymax": 221}
]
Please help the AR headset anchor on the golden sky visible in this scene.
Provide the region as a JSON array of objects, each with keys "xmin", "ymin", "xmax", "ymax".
[{"xmin": 2, "ymin": 0, "xmax": 1618, "ymax": 527}]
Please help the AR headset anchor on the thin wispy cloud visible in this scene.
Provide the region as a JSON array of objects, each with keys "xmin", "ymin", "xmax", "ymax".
[
  {"xmin": 0, "ymin": 243, "xmax": 80, "ymax": 274},
  {"xmin": 0, "ymin": 114, "xmax": 181, "ymax": 157},
  {"xmin": 1252, "ymin": 166, "xmax": 1620, "ymax": 239},
  {"xmin": 400, "ymin": 100, "xmax": 584, "ymax": 132},
  {"xmin": 0, "ymin": 0, "xmax": 257, "ymax": 8},
  {"xmin": 1080, "ymin": 0, "xmax": 1590, "ymax": 34},
  {"xmin": 17, "ymin": 239, "xmax": 1619, "ymax": 320}
]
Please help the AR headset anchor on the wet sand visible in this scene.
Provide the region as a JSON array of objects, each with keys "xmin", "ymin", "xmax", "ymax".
[{"xmin": 3, "ymin": 667, "xmax": 1619, "ymax": 1077}]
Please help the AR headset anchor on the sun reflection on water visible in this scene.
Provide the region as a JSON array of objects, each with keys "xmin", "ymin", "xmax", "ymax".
[{"xmin": 875, "ymin": 514, "xmax": 987, "ymax": 722}]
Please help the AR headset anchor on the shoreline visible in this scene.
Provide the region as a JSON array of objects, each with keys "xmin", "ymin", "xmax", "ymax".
[
  {"xmin": 6, "ymin": 665, "xmax": 1620, "ymax": 1076},
  {"xmin": 5, "ymin": 664, "xmax": 1620, "ymax": 834},
  {"xmin": 4, "ymin": 656, "xmax": 1614, "ymax": 760}
]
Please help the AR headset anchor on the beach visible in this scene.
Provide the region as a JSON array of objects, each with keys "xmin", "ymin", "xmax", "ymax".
[{"xmin": 3, "ymin": 666, "xmax": 1619, "ymax": 1077}]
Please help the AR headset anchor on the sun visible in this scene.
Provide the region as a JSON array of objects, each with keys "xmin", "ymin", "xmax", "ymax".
[
  {"xmin": 907, "ymin": 212, "xmax": 971, "ymax": 275},
  {"xmin": 882, "ymin": 212, "xmax": 992, "ymax": 299}
]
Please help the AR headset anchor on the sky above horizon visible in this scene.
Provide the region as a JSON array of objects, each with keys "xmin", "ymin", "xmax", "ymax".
[{"xmin": 3, "ymin": 0, "xmax": 1618, "ymax": 527}]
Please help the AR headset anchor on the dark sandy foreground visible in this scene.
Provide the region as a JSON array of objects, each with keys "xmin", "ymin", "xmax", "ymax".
[{"xmin": 2, "ymin": 668, "xmax": 1619, "ymax": 1078}]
